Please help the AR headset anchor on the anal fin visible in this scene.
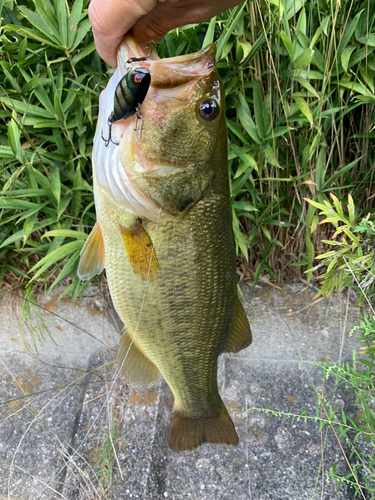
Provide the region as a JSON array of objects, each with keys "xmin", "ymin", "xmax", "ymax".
[
  {"xmin": 77, "ymin": 221, "xmax": 105, "ymax": 280},
  {"xmin": 117, "ymin": 331, "xmax": 160, "ymax": 388},
  {"xmin": 224, "ymin": 299, "xmax": 252, "ymax": 353}
]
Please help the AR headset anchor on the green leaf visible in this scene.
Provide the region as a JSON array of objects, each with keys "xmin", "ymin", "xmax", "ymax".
[
  {"xmin": 42, "ymin": 229, "xmax": 87, "ymax": 240},
  {"xmin": 28, "ymin": 240, "xmax": 83, "ymax": 281},
  {"xmin": 293, "ymin": 76, "xmax": 320, "ymax": 98},
  {"xmin": 293, "ymin": 48, "xmax": 314, "ymax": 70},
  {"xmin": 4, "ymin": 24, "xmax": 61, "ymax": 48},
  {"xmin": 216, "ymin": 3, "xmax": 246, "ymax": 60},
  {"xmin": 71, "ymin": 41, "xmax": 96, "ymax": 65},
  {"xmin": 54, "ymin": 0, "xmax": 68, "ymax": 47},
  {"xmin": 67, "ymin": 0, "xmax": 83, "ymax": 48},
  {"xmin": 1, "ymin": 96, "xmax": 55, "ymax": 119},
  {"xmin": 71, "ymin": 18, "xmax": 91, "ymax": 51},
  {"xmin": 285, "ymin": 0, "xmax": 305, "ymax": 19},
  {"xmin": 323, "ymin": 157, "xmax": 362, "ymax": 190},
  {"xmin": 253, "ymin": 81, "xmax": 266, "ymax": 140},
  {"xmin": 294, "ymin": 96, "xmax": 313, "ymax": 125},
  {"xmin": 231, "ymin": 145, "xmax": 258, "ymax": 172},
  {"xmin": 18, "ymin": 5, "xmax": 61, "ymax": 45},
  {"xmin": 2, "ymin": 66, "xmax": 22, "ymax": 94},
  {"xmin": 31, "ymin": 168, "xmax": 54, "ymax": 204},
  {"xmin": 7, "ymin": 111, "xmax": 22, "ymax": 160},
  {"xmin": 236, "ymin": 93, "xmax": 262, "ymax": 144},
  {"xmin": 261, "ymin": 143, "xmax": 280, "ymax": 168},
  {"xmin": 232, "ymin": 201, "xmax": 258, "ymax": 213},
  {"xmin": 341, "ymin": 45, "xmax": 356, "ymax": 73},
  {"xmin": 49, "ymin": 165, "xmax": 61, "ymax": 206},
  {"xmin": 280, "ymin": 31, "xmax": 293, "ymax": 60},
  {"xmin": 337, "ymin": 10, "xmax": 364, "ymax": 62},
  {"xmin": 202, "ymin": 16, "xmax": 216, "ymax": 47},
  {"xmin": 268, "ymin": 0, "xmax": 285, "ymax": 17},
  {"xmin": 315, "ymin": 148, "xmax": 326, "ymax": 193}
]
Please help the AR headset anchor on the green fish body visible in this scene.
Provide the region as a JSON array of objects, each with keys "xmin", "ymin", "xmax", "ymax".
[{"xmin": 78, "ymin": 38, "xmax": 252, "ymax": 451}]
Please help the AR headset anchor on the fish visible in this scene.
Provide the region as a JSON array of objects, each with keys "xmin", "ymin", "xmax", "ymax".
[{"xmin": 78, "ymin": 36, "xmax": 252, "ymax": 452}]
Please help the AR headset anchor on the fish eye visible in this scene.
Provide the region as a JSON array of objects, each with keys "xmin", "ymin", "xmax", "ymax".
[
  {"xmin": 199, "ymin": 99, "xmax": 218, "ymax": 121},
  {"xmin": 134, "ymin": 73, "xmax": 142, "ymax": 84}
]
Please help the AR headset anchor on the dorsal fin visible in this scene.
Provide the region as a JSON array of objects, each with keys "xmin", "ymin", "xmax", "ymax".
[
  {"xmin": 77, "ymin": 221, "xmax": 105, "ymax": 280},
  {"xmin": 224, "ymin": 299, "xmax": 252, "ymax": 353}
]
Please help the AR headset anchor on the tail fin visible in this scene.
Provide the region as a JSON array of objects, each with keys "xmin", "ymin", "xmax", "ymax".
[{"xmin": 168, "ymin": 401, "xmax": 239, "ymax": 452}]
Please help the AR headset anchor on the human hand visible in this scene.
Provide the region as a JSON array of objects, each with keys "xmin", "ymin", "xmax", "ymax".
[{"xmin": 88, "ymin": 0, "xmax": 243, "ymax": 67}]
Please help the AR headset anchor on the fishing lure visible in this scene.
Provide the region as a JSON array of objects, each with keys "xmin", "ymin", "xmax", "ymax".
[{"xmin": 102, "ymin": 56, "xmax": 151, "ymax": 146}]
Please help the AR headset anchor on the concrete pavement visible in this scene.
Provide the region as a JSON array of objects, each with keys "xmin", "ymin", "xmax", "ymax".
[{"xmin": 0, "ymin": 283, "xmax": 365, "ymax": 499}]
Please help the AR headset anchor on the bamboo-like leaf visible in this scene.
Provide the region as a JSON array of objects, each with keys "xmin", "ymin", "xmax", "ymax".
[
  {"xmin": 49, "ymin": 165, "xmax": 61, "ymax": 206},
  {"xmin": 4, "ymin": 24, "xmax": 61, "ymax": 48},
  {"xmin": 216, "ymin": 3, "xmax": 246, "ymax": 60},
  {"xmin": 236, "ymin": 93, "xmax": 261, "ymax": 145},
  {"xmin": 253, "ymin": 81, "xmax": 266, "ymax": 140},
  {"xmin": 268, "ymin": 0, "xmax": 285, "ymax": 17},
  {"xmin": 347, "ymin": 195, "xmax": 355, "ymax": 225},
  {"xmin": 261, "ymin": 143, "xmax": 280, "ymax": 168},
  {"xmin": 202, "ymin": 16, "xmax": 216, "ymax": 47},
  {"xmin": 42, "ymin": 229, "xmax": 87, "ymax": 240},
  {"xmin": 71, "ymin": 18, "xmax": 91, "ymax": 51},
  {"xmin": 28, "ymin": 240, "xmax": 83, "ymax": 280},
  {"xmin": 18, "ymin": 6, "xmax": 61, "ymax": 45},
  {"xmin": 294, "ymin": 96, "xmax": 313, "ymax": 125},
  {"xmin": 337, "ymin": 10, "xmax": 364, "ymax": 61},
  {"xmin": 293, "ymin": 48, "xmax": 314, "ymax": 69},
  {"xmin": 341, "ymin": 45, "xmax": 356, "ymax": 73},
  {"xmin": 71, "ymin": 41, "xmax": 96, "ymax": 65},
  {"xmin": 68, "ymin": 0, "xmax": 83, "ymax": 48},
  {"xmin": 53, "ymin": 0, "xmax": 68, "ymax": 47},
  {"xmin": 1, "ymin": 96, "xmax": 55, "ymax": 119},
  {"xmin": 7, "ymin": 111, "xmax": 22, "ymax": 159},
  {"xmin": 285, "ymin": 0, "xmax": 305, "ymax": 19},
  {"xmin": 293, "ymin": 76, "xmax": 320, "ymax": 98},
  {"xmin": 280, "ymin": 31, "xmax": 293, "ymax": 60}
]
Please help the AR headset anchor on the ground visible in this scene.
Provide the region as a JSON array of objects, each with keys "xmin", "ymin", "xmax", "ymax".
[{"xmin": 0, "ymin": 283, "xmax": 366, "ymax": 499}]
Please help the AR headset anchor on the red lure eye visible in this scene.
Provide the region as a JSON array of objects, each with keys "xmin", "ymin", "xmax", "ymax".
[{"xmin": 134, "ymin": 73, "xmax": 141, "ymax": 84}]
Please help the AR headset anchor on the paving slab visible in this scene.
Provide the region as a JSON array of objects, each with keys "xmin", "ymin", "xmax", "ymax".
[{"xmin": 0, "ymin": 283, "xmax": 367, "ymax": 499}]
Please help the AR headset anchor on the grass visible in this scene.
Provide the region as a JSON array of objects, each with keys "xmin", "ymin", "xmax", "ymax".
[{"xmin": 1, "ymin": 0, "xmax": 375, "ymax": 292}]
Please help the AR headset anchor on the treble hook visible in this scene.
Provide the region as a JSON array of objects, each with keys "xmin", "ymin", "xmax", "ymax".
[
  {"xmin": 134, "ymin": 104, "xmax": 144, "ymax": 141},
  {"xmin": 101, "ymin": 112, "xmax": 120, "ymax": 147},
  {"xmin": 126, "ymin": 45, "xmax": 153, "ymax": 66}
]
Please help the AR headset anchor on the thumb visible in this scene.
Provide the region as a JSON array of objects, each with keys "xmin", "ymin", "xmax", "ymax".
[{"xmin": 89, "ymin": 0, "xmax": 158, "ymax": 66}]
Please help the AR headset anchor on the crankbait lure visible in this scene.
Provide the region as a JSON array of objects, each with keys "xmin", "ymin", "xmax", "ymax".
[{"xmin": 102, "ymin": 54, "xmax": 151, "ymax": 146}]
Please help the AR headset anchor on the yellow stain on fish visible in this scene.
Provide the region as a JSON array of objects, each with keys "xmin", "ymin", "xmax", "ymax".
[{"xmin": 78, "ymin": 36, "xmax": 252, "ymax": 452}]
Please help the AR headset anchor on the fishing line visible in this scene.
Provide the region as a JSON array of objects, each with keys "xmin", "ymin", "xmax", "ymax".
[{"xmin": 36, "ymin": 206, "xmax": 162, "ymax": 497}]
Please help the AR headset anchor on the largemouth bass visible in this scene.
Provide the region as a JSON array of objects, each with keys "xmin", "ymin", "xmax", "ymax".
[{"xmin": 78, "ymin": 37, "xmax": 252, "ymax": 452}]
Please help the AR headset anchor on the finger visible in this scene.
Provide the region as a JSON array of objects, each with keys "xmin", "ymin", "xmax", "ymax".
[
  {"xmin": 89, "ymin": 0, "xmax": 157, "ymax": 66},
  {"xmin": 132, "ymin": 1, "xmax": 212, "ymax": 45},
  {"xmin": 132, "ymin": 0, "xmax": 242, "ymax": 46}
]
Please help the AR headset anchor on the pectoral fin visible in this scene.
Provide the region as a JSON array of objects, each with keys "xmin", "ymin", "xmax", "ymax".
[
  {"xmin": 77, "ymin": 222, "xmax": 105, "ymax": 280},
  {"xmin": 118, "ymin": 331, "xmax": 160, "ymax": 388},
  {"xmin": 224, "ymin": 299, "xmax": 252, "ymax": 353},
  {"xmin": 120, "ymin": 220, "xmax": 159, "ymax": 278}
]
